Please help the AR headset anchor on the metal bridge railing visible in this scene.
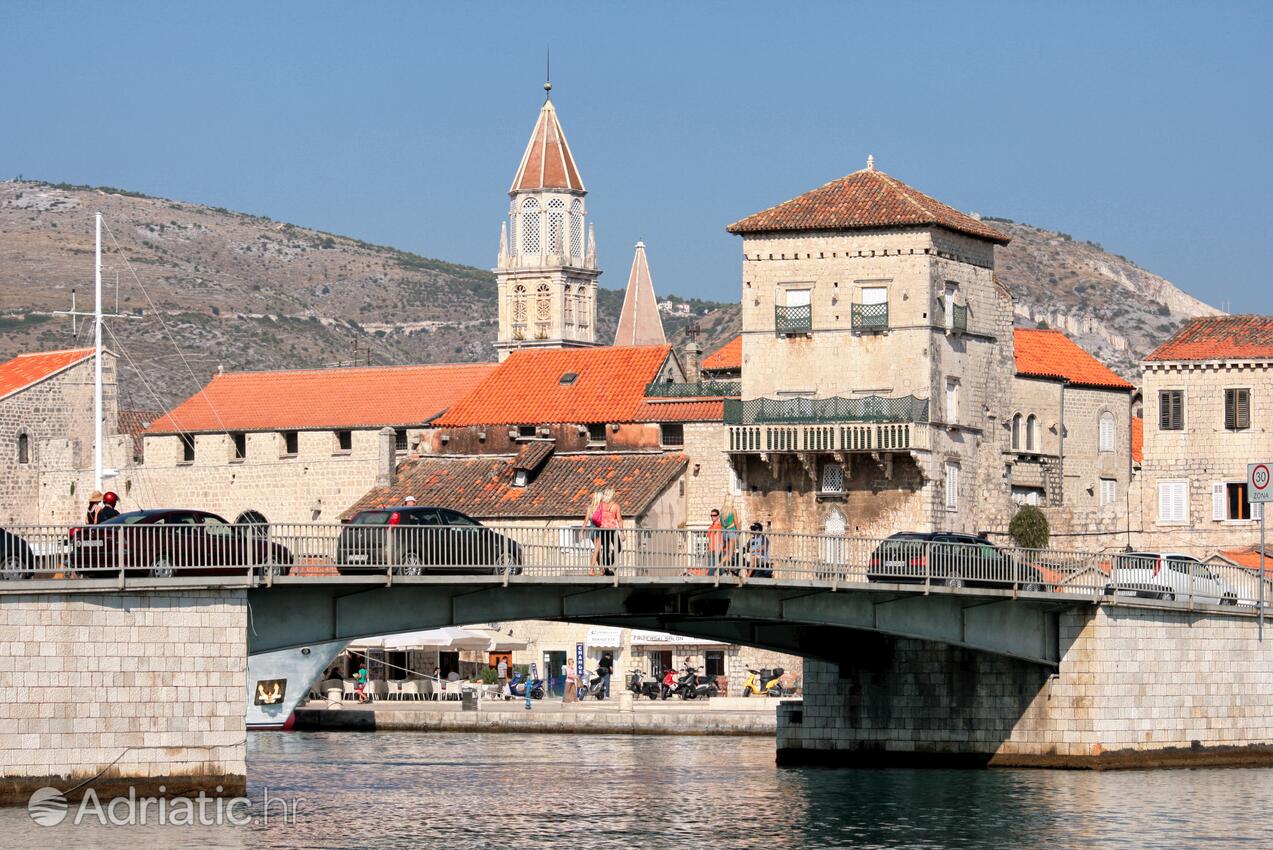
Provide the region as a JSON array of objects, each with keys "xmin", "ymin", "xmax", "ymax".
[{"xmin": 0, "ymin": 522, "xmax": 1262, "ymax": 613}]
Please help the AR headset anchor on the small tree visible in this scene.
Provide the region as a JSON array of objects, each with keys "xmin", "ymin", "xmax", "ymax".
[{"xmin": 1009, "ymin": 505, "xmax": 1049, "ymax": 550}]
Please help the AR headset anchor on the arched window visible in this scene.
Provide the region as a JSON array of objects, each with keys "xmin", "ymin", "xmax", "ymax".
[
  {"xmin": 563, "ymin": 285, "xmax": 573, "ymax": 325},
  {"xmin": 16, "ymin": 432, "xmax": 29, "ymax": 465},
  {"xmin": 520, "ymin": 197, "xmax": 540, "ymax": 254},
  {"xmin": 1011, "ymin": 413, "xmax": 1022, "ymax": 451},
  {"xmin": 1026, "ymin": 414, "xmax": 1037, "ymax": 452},
  {"xmin": 1098, "ymin": 412, "xmax": 1116, "ymax": 453},
  {"xmin": 547, "ymin": 197, "xmax": 566, "ymax": 254},
  {"xmin": 536, "ymin": 283, "xmax": 552, "ymax": 320},
  {"xmin": 511, "ymin": 285, "xmax": 527, "ymax": 323},
  {"xmin": 569, "ymin": 199, "xmax": 583, "ymax": 258},
  {"xmin": 575, "ymin": 288, "xmax": 588, "ymax": 328}
]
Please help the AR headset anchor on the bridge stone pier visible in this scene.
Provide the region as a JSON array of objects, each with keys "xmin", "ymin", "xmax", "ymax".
[
  {"xmin": 0, "ymin": 589, "xmax": 246, "ymax": 804},
  {"xmin": 778, "ymin": 605, "xmax": 1273, "ymax": 768}
]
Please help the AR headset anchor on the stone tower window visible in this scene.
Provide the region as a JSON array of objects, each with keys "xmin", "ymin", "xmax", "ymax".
[
  {"xmin": 570, "ymin": 199, "xmax": 583, "ymax": 257},
  {"xmin": 563, "ymin": 285, "xmax": 573, "ymax": 325},
  {"xmin": 520, "ymin": 197, "xmax": 540, "ymax": 254},
  {"xmin": 575, "ymin": 288, "xmax": 588, "ymax": 328},
  {"xmin": 547, "ymin": 197, "xmax": 565, "ymax": 254},
  {"xmin": 1098, "ymin": 412, "xmax": 1116, "ymax": 452},
  {"xmin": 512, "ymin": 285, "xmax": 527, "ymax": 323},
  {"xmin": 536, "ymin": 283, "xmax": 551, "ymax": 320},
  {"xmin": 1025, "ymin": 414, "xmax": 1038, "ymax": 452},
  {"xmin": 1011, "ymin": 413, "xmax": 1022, "ymax": 450},
  {"xmin": 16, "ymin": 431, "xmax": 29, "ymax": 464}
]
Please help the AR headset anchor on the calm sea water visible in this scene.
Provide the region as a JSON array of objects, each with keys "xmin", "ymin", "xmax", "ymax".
[{"xmin": 7, "ymin": 732, "xmax": 1273, "ymax": 848}]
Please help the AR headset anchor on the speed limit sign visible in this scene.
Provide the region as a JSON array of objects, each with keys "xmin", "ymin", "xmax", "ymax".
[{"xmin": 1251, "ymin": 462, "xmax": 1273, "ymax": 503}]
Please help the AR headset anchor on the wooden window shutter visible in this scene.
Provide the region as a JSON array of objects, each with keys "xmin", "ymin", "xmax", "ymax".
[
  {"xmin": 1237, "ymin": 389, "xmax": 1250, "ymax": 430},
  {"xmin": 1212, "ymin": 482, "xmax": 1226, "ymax": 521},
  {"xmin": 1225, "ymin": 390, "xmax": 1236, "ymax": 431}
]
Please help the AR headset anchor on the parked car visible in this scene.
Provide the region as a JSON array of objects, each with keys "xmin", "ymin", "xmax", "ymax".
[
  {"xmin": 0, "ymin": 528, "xmax": 36, "ymax": 580},
  {"xmin": 68, "ymin": 509, "xmax": 293, "ymax": 578},
  {"xmin": 336, "ymin": 506, "xmax": 523, "ymax": 576},
  {"xmin": 867, "ymin": 531, "xmax": 1047, "ymax": 592},
  {"xmin": 1105, "ymin": 552, "xmax": 1238, "ymax": 605}
]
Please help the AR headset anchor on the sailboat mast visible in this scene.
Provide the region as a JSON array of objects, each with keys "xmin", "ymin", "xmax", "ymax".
[{"xmin": 94, "ymin": 212, "xmax": 103, "ymax": 491}]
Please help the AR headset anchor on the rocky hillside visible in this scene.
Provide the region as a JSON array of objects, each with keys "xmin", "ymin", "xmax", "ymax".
[
  {"xmin": 0, "ymin": 180, "xmax": 734, "ymax": 409},
  {"xmin": 989, "ymin": 218, "xmax": 1222, "ymax": 377},
  {"xmin": 0, "ymin": 181, "xmax": 1219, "ymax": 409}
]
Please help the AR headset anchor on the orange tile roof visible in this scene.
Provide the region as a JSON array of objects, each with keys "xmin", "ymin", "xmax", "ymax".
[
  {"xmin": 0, "ymin": 347, "xmax": 94, "ymax": 401},
  {"xmin": 726, "ymin": 166, "xmax": 1010, "ymax": 244},
  {"xmin": 1013, "ymin": 328, "xmax": 1133, "ymax": 390},
  {"xmin": 510, "ymin": 99, "xmax": 584, "ymax": 193},
  {"xmin": 1215, "ymin": 547, "xmax": 1273, "ymax": 572},
  {"xmin": 631, "ymin": 399, "xmax": 726, "ymax": 422},
  {"xmin": 1145, "ymin": 315, "xmax": 1273, "ymax": 362},
  {"xmin": 343, "ymin": 452, "xmax": 686, "ymax": 520},
  {"xmin": 435, "ymin": 345, "xmax": 673, "ymax": 427},
  {"xmin": 146, "ymin": 362, "xmax": 496, "ymax": 434},
  {"xmin": 1131, "ymin": 416, "xmax": 1143, "ymax": 464},
  {"xmin": 702, "ymin": 336, "xmax": 741, "ymax": 372}
]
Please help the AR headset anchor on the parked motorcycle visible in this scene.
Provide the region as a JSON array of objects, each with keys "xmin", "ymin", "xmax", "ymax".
[
  {"xmin": 507, "ymin": 671, "xmax": 545, "ymax": 700},
  {"xmin": 581, "ymin": 668, "xmax": 609, "ymax": 700},
  {"xmin": 742, "ymin": 667, "xmax": 790, "ymax": 697},
  {"xmin": 659, "ymin": 667, "xmax": 678, "ymax": 700},
  {"xmin": 627, "ymin": 668, "xmax": 661, "ymax": 700},
  {"xmin": 674, "ymin": 665, "xmax": 718, "ymax": 700}
]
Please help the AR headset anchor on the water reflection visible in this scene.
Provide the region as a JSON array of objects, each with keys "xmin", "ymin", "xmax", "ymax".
[{"xmin": 3, "ymin": 732, "xmax": 1272, "ymax": 849}]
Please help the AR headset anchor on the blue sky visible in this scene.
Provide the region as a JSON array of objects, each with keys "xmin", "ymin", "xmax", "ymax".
[{"xmin": 3, "ymin": 2, "xmax": 1270, "ymax": 312}]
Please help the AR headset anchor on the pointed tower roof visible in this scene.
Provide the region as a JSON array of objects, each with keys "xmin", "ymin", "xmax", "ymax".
[
  {"xmin": 614, "ymin": 242, "xmax": 667, "ymax": 347},
  {"xmin": 510, "ymin": 98, "xmax": 585, "ymax": 194},
  {"xmin": 726, "ymin": 158, "xmax": 1010, "ymax": 245}
]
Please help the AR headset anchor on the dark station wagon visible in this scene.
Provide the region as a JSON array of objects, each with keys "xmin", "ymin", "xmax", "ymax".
[
  {"xmin": 867, "ymin": 531, "xmax": 1047, "ymax": 591},
  {"xmin": 336, "ymin": 506, "xmax": 522, "ymax": 576}
]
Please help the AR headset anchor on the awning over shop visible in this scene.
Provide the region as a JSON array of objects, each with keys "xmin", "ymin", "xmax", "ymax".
[
  {"xmin": 349, "ymin": 627, "xmax": 492, "ymax": 651},
  {"xmin": 585, "ymin": 627, "xmax": 624, "ymax": 649},
  {"xmin": 630, "ymin": 630, "xmax": 726, "ymax": 647}
]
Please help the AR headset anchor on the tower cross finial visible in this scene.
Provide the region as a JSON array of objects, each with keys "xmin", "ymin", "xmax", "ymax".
[
  {"xmin": 544, "ymin": 47, "xmax": 552, "ymax": 100},
  {"xmin": 866, "ymin": 154, "xmax": 875, "ymax": 172}
]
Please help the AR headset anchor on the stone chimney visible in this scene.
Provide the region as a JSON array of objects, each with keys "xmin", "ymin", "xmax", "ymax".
[
  {"xmin": 376, "ymin": 427, "xmax": 397, "ymax": 488},
  {"xmin": 683, "ymin": 323, "xmax": 702, "ymax": 383}
]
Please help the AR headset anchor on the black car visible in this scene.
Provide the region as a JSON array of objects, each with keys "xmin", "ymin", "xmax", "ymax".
[
  {"xmin": 336, "ymin": 506, "xmax": 522, "ymax": 576},
  {"xmin": 68, "ymin": 509, "xmax": 294, "ymax": 577},
  {"xmin": 867, "ymin": 531, "xmax": 1046, "ymax": 591},
  {"xmin": 0, "ymin": 528, "xmax": 36, "ymax": 580}
]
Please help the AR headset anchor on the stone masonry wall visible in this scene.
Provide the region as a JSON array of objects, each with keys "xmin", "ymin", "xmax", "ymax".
[
  {"xmin": 0, "ymin": 589, "xmax": 247, "ymax": 802},
  {"xmin": 778, "ymin": 605, "xmax": 1273, "ymax": 768}
]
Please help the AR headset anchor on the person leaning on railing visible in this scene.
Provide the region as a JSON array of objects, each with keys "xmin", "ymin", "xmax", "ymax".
[{"xmin": 744, "ymin": 523, "xmax": 771, "ymax": 579}]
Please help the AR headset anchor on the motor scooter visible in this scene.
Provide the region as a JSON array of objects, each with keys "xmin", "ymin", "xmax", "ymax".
[
  {"xmin": 507, "ymin": 671, "xmax": 545, "ymax": 700},
  {"xmin": 659, "ymin": 667, "xmax": 678, "ymax": 700},
  {"xmin": 581, "ymin": 668, "xmax": 608, "ymax": 700},
  {"xmin": 674, "ymin": 665, "xmax": 718, "ymax": 700},
  {"xmin": 627, "ymin": 668, "xmax": 661, "ymax": 700}
]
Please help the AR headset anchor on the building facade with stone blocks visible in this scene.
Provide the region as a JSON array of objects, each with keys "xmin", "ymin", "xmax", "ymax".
[
  {"xmin": 724, "ymin": 163, "xmax": 1016, "ymax": 539},
  {"xmin": 1136, "ymin": 315, "xmax": 1272, "ymax": 552},
  {"xmin": 0, "ymin": 348, "xmax": 122, "ymax": 525}
]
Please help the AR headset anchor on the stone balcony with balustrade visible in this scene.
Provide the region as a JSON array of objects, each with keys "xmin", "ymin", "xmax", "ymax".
[{"xmin": 724, "ymin": 395, "xmax": 931, "ymax": 455}]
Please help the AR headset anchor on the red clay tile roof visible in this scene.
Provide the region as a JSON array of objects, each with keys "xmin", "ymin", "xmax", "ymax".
[
  {"xmin": 342, "ymin": 452, "xmax": 686, "ymax": 520},
  {"xmin": 118, "ymin": 409, "xmax": 163, "ymax": 458},
  {"xmin": 510, "ymin": 99, "xmax": 584, "ymax": 193},
  {"xmin": 1013, "ymin": 329, "xmax": 1133, "ymax": 390},
  {"xmin": 1131, "ymin": 416, "xmax": 1143, "ymax": 465},
  {"xmin": 0, "ymin": 347, "xmax": 94, "ymax": 401},
  {"xmin": 631, "ymin": 399, "xmax": 725, "ymax": 422},
  {"xmin": 702, "ymin": 336, "xmax": 741, "ymax": 372},
  {"xmin": 1145, "ymin": 316, "xmax": 1273, "ymax": 362},
  {"xmin": 146, "ymin": 362, "xmax": 497, "ymax": 434},
  {"xmin": 1215, "ymin": 547, "xmax": 1273, "ymax": 572},
  {"xmin": 513, "ymin": 440, "xmax": 555, "ymax": 472},
  {"xmin": 726, "ymin": 167, "xmax": 1010, "ymax": 244},
  {"xmin": 435, "ymin": 345, "xmax": 673, "ymax": 427}
]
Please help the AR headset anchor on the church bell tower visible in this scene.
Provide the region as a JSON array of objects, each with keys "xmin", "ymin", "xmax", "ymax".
[{"xmin": 495, "ymin": 81, "xmax": 601, "ymax": 361}]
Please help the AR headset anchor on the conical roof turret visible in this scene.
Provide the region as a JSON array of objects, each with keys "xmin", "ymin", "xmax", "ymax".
[
  {"xmin": 614, "ymin": 241, "xmax": 666, "ymax": 347},
  {"xmin": 510, "ymin": 99, "xmax": 585, "ymax": 194}
]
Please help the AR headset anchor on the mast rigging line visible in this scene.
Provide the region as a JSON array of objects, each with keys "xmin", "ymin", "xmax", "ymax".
[{"xmin": 101, "ymin": 217, "xmax": 233, "ymax": 437}]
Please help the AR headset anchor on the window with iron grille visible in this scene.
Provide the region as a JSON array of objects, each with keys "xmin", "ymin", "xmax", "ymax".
[
  {"xmin": 820, "ymin": 463, "xmax": 844, "ymax": 493},
  {"xmin": 548, "ymin": 197, "xmax": 565, "ymax": 253},
  {"xmin": 520, "ymin": 198, "xmax": 540, "ymax": 254},
  {"xmin": 1224, "ymin": 388, "xmax": 1250, "ymax": 431},
  {"xmin": 570, "ymin": 199, "xmax": 583, "ymax": 257},
  {"xmin": 536, "ymin": 283, "xmax": 552, "ymax": 320},
  {"xmin": 395, "ymin": 429, "xmax": 408, "ymax": 451},
  {"xmin": 660, "ymin": 423, "xmax": 684, "ymax": 447},
  {"xmin": 587, "ymin": 423, "xmax": 606, "ymax": 444},
  {"xmin": 1159, "ymin": 390, "xmax": 1184, "ymax": 431}
]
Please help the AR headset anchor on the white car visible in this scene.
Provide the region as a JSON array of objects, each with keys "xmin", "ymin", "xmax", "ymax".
[{"xmin": 1107, "ymin": 551, "xmax": 1238, "ymax": 605}]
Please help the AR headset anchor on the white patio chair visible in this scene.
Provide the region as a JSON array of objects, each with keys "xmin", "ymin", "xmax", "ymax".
[
  {"xmin": 342, "ymin": 680, "xmax": 357, "ymax": 701},
  {"xmin": 444, "ymin": 681, "xmax": 463, "ymax": 701},
  {"xmin": 386, "ymin": 680, "xmax": 402, "ymax": 701},
  {"xmin": 400, "ymin": 681, "xmax": 421, "ymax": 701},
  {"xmin": 370, "ymin": 680, "xmax": 388, "ymax": 702}
]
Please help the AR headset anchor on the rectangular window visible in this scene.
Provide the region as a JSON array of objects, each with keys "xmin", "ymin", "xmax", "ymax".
[
  {"xmin": 1159, "ymin": 390, "xmax": 1184, "ymax": 431},
  {"xmin": 784, "ymin": 288, "xmax": 811, "ymax": 307},
  {"xmin": 1216, "ymin": 481, "xmax": 1253, "ymax": 521},
  {"xmin": 854, "ymin": 285, "xmax": 889, "ymax": 331},
  {"xmin": 1158, "ymin": 480, "xmax": 1188, "ymax": 523},
  {"xmin": 1224, "ymin": 388, "xmax": 1250, "ymax": 431},
  {"xmin": 1098, "ymin": 413, "xmax": 1115, "ymax": 453},
  {"xmin": 587, "ymin": 423, "xmax": 606, "ymax": 444},
  {"xmin": 729, "ymin": 463, "xmax": 744, "ymax": 497},
  {"xmin": 943, "ymin": 282, "xmax": 958, "ymax": 329},
  {"xmin": 281, "ymin": 430, "xmax": 298, "ymax": 457},
  {"xmin": 336, "ymin": 430, "xmax": 352, "ymax": 453},
  {"xmin": 945, "ymin": 378, "xmax": 959, "ymax": 424},
  {"xmin": 944, "ymin": 463, "xmax": 959, "ymax": 512},
  {"xmin": 395, "ymin": 428, "xmax": 409, "ymax": 451},
  {"xmin": 820, "ymin": 463, "xmax": 845, "ymax": 494},
  {"xmin": 1099, "ymin": 478, "xmax": 1117, "ymax": 506},
  {"xmin": 660, "ymin": 423, "xmax": 684, "ymax": 447},
  {"xmin": 179, "ymin": 434, "xmax": 195, "ymax": 463},
  {"xmin": 230, "ymin": 432, "xmax": 246, "ymax": 461},
  {"xmin": 704, "ymin": 650, "xmax": 725, "ymax": 678}
]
